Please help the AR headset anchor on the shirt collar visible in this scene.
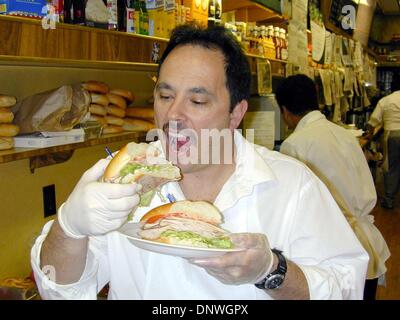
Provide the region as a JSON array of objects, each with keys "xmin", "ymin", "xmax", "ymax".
[
  {"xmin": 213, "ymin": 130, "xmax": 277, "ymax": 211},
  {"xmin": 294, "ymin": 110, "xmax": 326, "ymax": 133}
]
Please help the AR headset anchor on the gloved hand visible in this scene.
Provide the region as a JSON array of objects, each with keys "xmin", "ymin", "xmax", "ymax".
[
  {"xmin": 189, "ymin": 233, "xmax": 274, "ymax": 285},
  {"xmin": 58, "ymin": 159, "xmax": 141, "ymax": 239}
]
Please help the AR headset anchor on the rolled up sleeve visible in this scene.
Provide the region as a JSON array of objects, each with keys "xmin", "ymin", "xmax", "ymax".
[{"xmin": 30, "ymin": 220, "xmax": 109, "ymax": 300}]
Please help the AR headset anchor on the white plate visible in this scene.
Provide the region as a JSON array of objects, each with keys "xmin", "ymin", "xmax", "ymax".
[{"xmin": 118, "ymin": 223, "xmax": 243, "ymax": 258}]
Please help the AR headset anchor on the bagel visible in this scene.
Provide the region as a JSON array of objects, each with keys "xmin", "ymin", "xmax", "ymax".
[
  {"xmin": 106, "ymin": 104, "xmax": 126, "ymax": 118},
  {"xmin": 109, "ymin": 88, "xmax": 135, "ymax": 102},
  {"xmin": 82, "ymin": 81, "xmax": 110, "ymax": 94},
  {"xmin": 106, "ymin": 93, "xmax": 127, "ymax": 109}
]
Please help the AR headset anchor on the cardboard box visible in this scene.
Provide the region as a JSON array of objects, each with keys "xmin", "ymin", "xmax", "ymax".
[
  {"xmin": 0, "ymin": 0, "xmax": 48, "ymax": 17},
  {"xmin": 147, "ymin": 0, "xmax": 164, "ymax": 10},
  {"xmin": 147, "ymin": 0, "xmax": 164, "ymax": 37},
  {"xmin": 183, "ymin": 0, "xmax": 208, "ymax": 27},
  {"xmin": 14, "ymin": 130, "xmax": 85, "ymax": 148},
  {"xmin": 163, "ymin": 0, "xmax": 176, "ymax": 38}
]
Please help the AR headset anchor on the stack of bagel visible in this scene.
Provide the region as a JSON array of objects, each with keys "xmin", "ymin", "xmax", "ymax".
[
  {"xmin": 123, "ymin": 106, "xmax": 156, "ymax": 132},
  {"xmin": 0, "ymin": 95, "xmax": 20, "ymax": 150},
  {"xmin": 82, "ymin": 80, "xmax": 155, "ymax": 135},
  {"xmin": 82, "ymin": 81, "xmax": 134, "ymax": 134}
]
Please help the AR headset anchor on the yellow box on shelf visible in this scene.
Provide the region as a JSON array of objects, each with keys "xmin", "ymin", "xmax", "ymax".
[
  {"xmin": 163, "ymin": 0, "xmax": 176, "ymax": 38},
  {"xmin": 183, "ymin": 0, "xmax": 209, "ymax": 28}
]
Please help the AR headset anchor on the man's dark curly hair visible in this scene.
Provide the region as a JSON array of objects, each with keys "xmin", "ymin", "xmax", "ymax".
[{"xmin": 158, "ymin": 25, "xmax": 251, "ymax": 113}]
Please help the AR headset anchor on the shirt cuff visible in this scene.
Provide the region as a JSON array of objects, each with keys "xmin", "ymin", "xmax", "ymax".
[
  {"xmin": 297, "ymin": 264, "xmax": 363, "ymax": 300},
  {"xmin": 30, "ymin": 220, "xmax": 99, "ymax": 300}
]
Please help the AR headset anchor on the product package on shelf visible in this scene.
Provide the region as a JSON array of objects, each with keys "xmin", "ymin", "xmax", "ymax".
[
  {"xmin": 0, "ymin": 0, "xmax": 48, "ymax": 19},
  {"xmin": 14, "ymin": 130, "xmax": 85, "ymax": 148},
  {"xmin": 183, "ymin": 0, "xmax": 208, "ymax": 28}
]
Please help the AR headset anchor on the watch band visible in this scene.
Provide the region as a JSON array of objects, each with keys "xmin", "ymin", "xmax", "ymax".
[{"xmin": 254, "ymin": 249, "xmax": 287, "ymax": 290}]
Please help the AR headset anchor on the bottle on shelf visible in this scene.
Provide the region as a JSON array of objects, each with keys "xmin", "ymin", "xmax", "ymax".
[
  {"xmin": 208, "ymin": 0, "xmax": 216, "ymax": 27},
  {"xmin": 72, "ymin": 0, "xmax": 85, "ymax": 25},
  {"xmin": 139, "ymin": 0, "xmax": 149, "ymax": 35},
  {"xmin": 273, "ymin": 26, "xmax": 282, "ymax": 60},
  {"xmin": 107, "ymin": 0, "xmax": 119, "ymax": 30},
  {"xmin": 63, "ymin": 0, "xmax": 73, "ymax": 24},
  {"xmin": 117, "ymin": 0, "xmax": 128, "ymax": 31},
  {"xmin": 280, "ymin": 28, "xmax": 288, "ymax": 61},
  {"xmin": 134, "ymin": 0, "xmax": 141, "ymax": 34},
  {"xmin": 126, "ymin": 0, "xmax": 136, "ymax": 33},
  {"xmin": 215, "ymin": 0, "xmax": 222, "ymax": 25}
]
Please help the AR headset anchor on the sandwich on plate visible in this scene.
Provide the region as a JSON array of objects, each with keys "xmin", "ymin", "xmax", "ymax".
[{"xmin": 138, "ymin": 200, "xmax": 234, "ymax": 249}]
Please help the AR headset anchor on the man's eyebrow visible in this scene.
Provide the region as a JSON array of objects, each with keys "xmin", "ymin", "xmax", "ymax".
[
  {"xmin": 189, "ymin": 87, "xmax": 211, "ymax": 95},
  {"xmin": 155, "ymin": 82, "xmax": 173, "ymax": 91}
]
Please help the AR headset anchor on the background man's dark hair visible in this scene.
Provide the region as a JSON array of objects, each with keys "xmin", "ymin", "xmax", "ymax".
[
  {"xmin": 391, "ymin": 72, "xmax": 400, "ymax": 92},
  {"xmin": 158, "ymin": 25, "xmax": 251, "ymax": 112},
  {"xmin": 275, "ymin": 74, "xmax": 319, "ymax": 116}
]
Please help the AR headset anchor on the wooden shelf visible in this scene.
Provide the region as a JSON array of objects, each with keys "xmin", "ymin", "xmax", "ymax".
[
  {"xmin": 378, "ymin": 62, "xmax": 400, "ymax": 67},
  {"xmin": 0, "ymin": 15, "xmax": 170, "ymax": 42},
  {"xmin": 0, "ymin": 131, "xmax": 147, "ymax": 164},
  {"xmin": 222, "ymin": 0, "xmax": 286, "ymax": 22},
  {"xmin": 0, "ymin": 15, "xmax": 168, "ymax": 64},
  {"xmin": 0, "ymin": 55, "xmax": 159, "ymax": 72},
  {"xmin": 246, "ymin": 53, "xmax": 287, "ymax": 64}
]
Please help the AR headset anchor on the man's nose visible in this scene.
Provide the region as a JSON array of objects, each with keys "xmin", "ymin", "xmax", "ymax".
[{"xmin": 166, "ymin": 98, "xmax": 187, "ymax": 122}]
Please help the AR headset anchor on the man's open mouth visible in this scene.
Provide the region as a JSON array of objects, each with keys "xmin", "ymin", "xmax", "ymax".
[{"xmin": 168, "ymin": 131, "xmax": 192, "ymax": 152}]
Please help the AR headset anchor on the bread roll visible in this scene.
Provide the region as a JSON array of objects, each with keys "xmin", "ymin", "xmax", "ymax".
[
  {"xmin": 90, "ymin": 93, "xmax": 109, "ymax": 106},
  {"xmin": 122, "ymin": 118, "xmax": 155, "ymax": 132},
  {"xmin": 0, "ymin": 124, "xmax": 19, "ymax": 137},
  {"xmin": 109, "ymin": 89, "xmax": 135, "ymax": 102},
  {"xmin": 106, "ymin": 93, "xmax": 127, "ymax": 109},
  {"xmin": 89, "ymin": 104, "xmax": 107, "ymax": 116},
  {"xmin": 102, "ymin": 125, "xmax": 125, "ymax": 134},
  {"xmin": 106, "ymin": 104, "xmax": 126, "ymax": 118},
  {"xmin": 82, "ymin": 81, "xmax": 109, "ymax": 94},
  {"xmin": 0, "ymin": 95, "xmax": 17, "ymax": 108},
  {"xmin": 125, "ymin": 107, "xmax": 154, "ymax": 120},
  {"xmin": 0, "ymin": 137, "xmax": 14, "ymax": 150},
  {"xmin": 89, "ymin": 114, "xmax": 107, "ymax": 127},
  {"xmin": 105, "ymin": 115, "xmax": 124, "ymax": 126},
  {"xmin": 0, "ymin": 109, "xmax": 14, "ymax": 123}
]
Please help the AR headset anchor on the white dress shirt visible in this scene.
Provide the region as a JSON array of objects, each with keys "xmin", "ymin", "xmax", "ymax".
[
  {"xmin": 31, "ymin": 131, "xmax": 368, "ymax": 300},
  {"xmin": 280, "ymin": 111, "xmax": 390, "ymax": 279},
  {"xmin": 369, "ymin": 91, "xmax": 400, "ymax": 131}
]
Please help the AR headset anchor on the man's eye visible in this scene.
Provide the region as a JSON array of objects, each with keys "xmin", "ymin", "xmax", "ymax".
[
  {"xmin": 191, "ymin": 100, "xmax": 207, "ymax": 105},
  {"xmin": 160, "ymin": 95, "xmax": 171, "ymax": 100}
]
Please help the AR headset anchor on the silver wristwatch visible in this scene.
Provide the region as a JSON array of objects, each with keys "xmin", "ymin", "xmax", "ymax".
[{"xmin": 254, "ymin": 249, "xmax": 287, "ymax": 290}]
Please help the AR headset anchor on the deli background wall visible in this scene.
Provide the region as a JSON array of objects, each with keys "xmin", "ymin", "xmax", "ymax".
[{"xmin": 0, "ymin": 140, "xmax": 130, "ymax": 280}]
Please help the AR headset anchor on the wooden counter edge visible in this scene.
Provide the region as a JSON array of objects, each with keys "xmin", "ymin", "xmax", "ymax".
[{"xmin": 0, "ymin": 131, "xmax": 147, "ymax": 164}]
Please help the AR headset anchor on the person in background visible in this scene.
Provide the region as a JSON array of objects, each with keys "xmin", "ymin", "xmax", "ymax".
[
  {"xmin": 366, "ymin": 72, "xmax": 400, "ymax": 210},
  {"xmin": 276, "ymin": 74, "xmax": 390, "ymax": 300},
  {"xmin": 31, "ymin": 26, "xmax": 368, "ymax": 300}
]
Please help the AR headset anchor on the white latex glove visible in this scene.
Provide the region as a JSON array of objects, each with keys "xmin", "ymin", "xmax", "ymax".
[
  {"xmin": 58, "ymin": 159, "xmax": 141, "ymax": 239},
  {"xmin": 189, "ymin": 233, "xmax": 274, "ymax": 285}
]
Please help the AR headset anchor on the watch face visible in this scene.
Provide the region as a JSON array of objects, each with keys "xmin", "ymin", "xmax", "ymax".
[{"xmin": 266, "ymin": 274, "xmax": 285, "ymax": 289}]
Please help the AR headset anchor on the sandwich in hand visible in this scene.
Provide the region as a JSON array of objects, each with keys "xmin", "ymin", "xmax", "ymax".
[
  {"xmin": 139, "ymin": 200, "xmax": 234, "ymax": 249},
  {"xmin": 103, "ymin": 142, "xmax": 181, "ymax": 206}
]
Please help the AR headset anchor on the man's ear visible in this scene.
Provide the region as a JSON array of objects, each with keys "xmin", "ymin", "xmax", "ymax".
[
  {"xmin": 229, "ymin": 100, "xmax": 248, "ymax": 130},
  {"xmin": 281, "ymin": 106, "xmax": 290, "ymax": 124}
]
